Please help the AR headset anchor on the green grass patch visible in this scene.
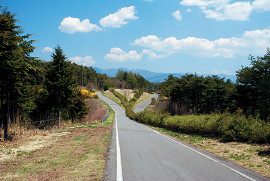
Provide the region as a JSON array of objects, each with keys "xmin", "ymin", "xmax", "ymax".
[
  {"xmin": 229, "ymin": 154, "xmax": 243, "ymax": 161},
  {"xmin": 73, "ymin": 136, "xmax": 89, "ymax": 142},
  {"xmin": 132, "ymin": 93, "xmax": 153, "ymax": 110},
  {"xmin": 102, "ymin": 91, "xmax": 124, "ymax": 110}
]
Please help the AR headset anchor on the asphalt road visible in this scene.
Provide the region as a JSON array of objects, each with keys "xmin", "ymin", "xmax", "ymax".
[
  {"xmin": 98, "ymin": 92, "xmax": 269, "ymax": 181},
  {"xmin": 133, "ymin": 93, "xmax": 158, "ymax": 113}
]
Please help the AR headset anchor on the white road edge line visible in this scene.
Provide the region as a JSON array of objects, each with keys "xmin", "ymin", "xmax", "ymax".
[
  {"xmin": 99, "ymin": 93, "xmax": 123, "ymax": 181},
  {"xmin": 145, "ymin": 126, "xmax": 256, "ymax": 181},
  {"xmin": 115, "ymin": 111, "xmax": 123, "ymax": 181}
]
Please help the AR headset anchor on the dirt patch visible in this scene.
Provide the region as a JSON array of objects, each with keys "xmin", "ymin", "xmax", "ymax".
[
  {"xmin": 136, "ymin": 92, "xmax": 150, "ymax": 104},
  {"xmin": 104, "ymin": 90, "xmax": 115, "ymax": 98},
  {"xmin": 0, "ymin": 125, "xmax": 112, "ymax": 180},
  {"xmin": 115, "ymin": 89, "xmax": 135, "ymax": 101},
  {"xmin": 0, "ymin": 132, "xmax": 70, "ymax": 162}
]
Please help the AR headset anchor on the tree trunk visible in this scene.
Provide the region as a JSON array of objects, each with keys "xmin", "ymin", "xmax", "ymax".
[
  {"xmin": 0, "ymin": 92, "xmax": 4, "ymax": 137},
  {"xmin": 4, "ymin": 90, "xmax": 10, "ymax": 139},
  {"xmin": 58, "ymin": 96, "xmax": 61, "ymax": 129}
]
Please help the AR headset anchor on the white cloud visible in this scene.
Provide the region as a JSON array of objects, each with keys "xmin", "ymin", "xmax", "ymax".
[
  {"xmin": 69, "ymin": 56, "xmax": 96, "ymax": 66},
  {"xmin": 252, "ymin": 0, "xmax": 270, "ymax": 11},
  {"xmin": 105, "ymin": 48, "xmax": 142, "ymax": 62},
  {"xmin": 133, "ymin": 28, "xmax": 270, "ymax": 58},
  {"xmin": 142, "ymin": 49, "xmax": 167, "ymax": 59},
  {"xmin": 59, "ymin": 17, "xmax": 102, "ymax": 34},
  {"xmin": 203, "ymin": 1, "xmax": 252, "ymax": 21},
  {"xmin": 41, "ymin": 47, "xmax": 53, "ymax": 53},
  {"xmin": 104, "ymin": 48, "xmax": 167, "ymax": 61},
  {"xmin": 172, "ymin": 10, "xmax": 182, "ymax": 20},
  {"xmin": 186, "ymin": 8, "xmax": 192, "ymax": 12},
  {"xmin": 212, "ymin": 70, "xmax": 233, "ymax": 75},
  {"xmin": 180, "ymin": 0, "xmax": 269, "ymax": 21},
  {"xmin": 99, "ymin": 6, "xmax": 138, "ymax": 28}
]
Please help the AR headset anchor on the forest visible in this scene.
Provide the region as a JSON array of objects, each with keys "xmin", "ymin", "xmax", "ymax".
[
  {"xmin": 159, "ymin": 50, "xmax": 270, "ymax": 121},
  {"xmin": 0, "ymin": 8, "xmax": 151, "ymax": 140}
]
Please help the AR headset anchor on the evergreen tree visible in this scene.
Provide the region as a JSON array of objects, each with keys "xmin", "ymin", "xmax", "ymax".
[
  {"xmin": 236, "ymin": 49, "xmax": 270, "ymax": 120},
  {"xmin": 0, "ymin": 8, "xmax": 37, "ymax": 139},
  {"xmin": 45, "ymin": 45, "xmax": 77, "ymax": 128}
]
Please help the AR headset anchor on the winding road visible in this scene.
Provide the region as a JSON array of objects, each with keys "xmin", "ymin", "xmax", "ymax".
[{"xmin": 97, "ymin": 92, "xmax": 269, "ymax": 181}]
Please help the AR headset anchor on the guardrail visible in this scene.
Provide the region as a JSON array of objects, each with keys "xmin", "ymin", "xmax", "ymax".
[{"xmin": 100, "ymin": 99, "xmax": 111, "ymax": 123}]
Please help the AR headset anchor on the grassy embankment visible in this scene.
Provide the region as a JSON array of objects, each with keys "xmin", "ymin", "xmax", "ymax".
[
  {"xmin": 108, "ymin": 89, "xmax": 270, "ymax": 177},
  {"xmin": 0, "ymin": 99, "xmax": 114, "ymax": 181}
]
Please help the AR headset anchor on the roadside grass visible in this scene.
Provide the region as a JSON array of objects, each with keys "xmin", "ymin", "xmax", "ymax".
[
  {"xmin": 0, "ymin": 99, "xmax": 114, "ymax": 180},
  {"xmin": 151, "ymin": 126, "xmax": 270, "ymax": 177},
  {"xmin": 0, "ymin": 125, "xmax": 113, "ymax": 181},
  {"xmin": 132, "ymin": 93, "xmax": 152, "ymax": 110},
  {"xmin": 102, "ymin": 90, "xmax": 125, "ymax": 110}
]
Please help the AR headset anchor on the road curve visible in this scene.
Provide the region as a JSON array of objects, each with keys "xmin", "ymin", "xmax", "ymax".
[
  {"xmin": 133, "ymin": 93, "xmax": 158, "ymax": 113},
  {"xmin": 98, "ymin": 92, "xmax": 269, "ymax": 181}
]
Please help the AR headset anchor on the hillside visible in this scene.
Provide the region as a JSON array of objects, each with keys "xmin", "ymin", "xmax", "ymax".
[{"xmin": 94, "ymin": 67, "xmax": 237, "ymax": 83}]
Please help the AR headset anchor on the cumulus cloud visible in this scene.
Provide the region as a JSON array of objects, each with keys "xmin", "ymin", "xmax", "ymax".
[
  {"xmin": 172, "ymin": 10, "xmax": 182, "ymax": 20},
  {"xmin": 180, "ymin": 0, "xmax": 269, "ymax": 21},
  {"xmin": 99, "ymin": 6, "xmax": 138, "ymax": 28},
  {"xmin": 69, "ymin": 56, "xmax": 96, "ymax": 66},
  {"xmin": 133, "ymin": 28, "xmax": 270, "ymax": 58},
  {"xmin": 203, "ymin": 1, "xmax": 252, "ymax": 21},
  {"xmin": 105, "ymin": 48, "xmax": 142, "ymax": 62},
  {"xmin": 142, "ymin": 49, "xmax": 167, "ymax": 59},
  {"xmin": 252, "ymin": 0, "xmax": 270, "ymax": 11},
  {"xmin": 59, "ymin": 17, "xmax": 102, "ymax": 34},
  {"xmin": 41, "ymin": 47, "xmax": 53, "ymax": 53}
]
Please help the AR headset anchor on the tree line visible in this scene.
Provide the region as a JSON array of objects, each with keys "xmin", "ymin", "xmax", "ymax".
[
  {"xmin": 160, "ymin": 49, "xmax": 270, "ymax": 122},
  {"xmin": 0, "ymin": 7, "xmax": 151, "ymax": 139}
]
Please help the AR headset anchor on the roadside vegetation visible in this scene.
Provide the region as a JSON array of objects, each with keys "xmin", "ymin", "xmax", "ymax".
[
  {"xmin": 0, "ymin": 98, "xmax": 114, "ymax": 180},
  {"xmin": 109, "ymin": 57, "xmax": 270, "ymax": 176}
]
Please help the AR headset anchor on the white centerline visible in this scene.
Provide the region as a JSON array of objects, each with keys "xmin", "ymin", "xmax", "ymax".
[{"xmin": 145, "ymin": 126, "xmax": 256, "ymax": 181}]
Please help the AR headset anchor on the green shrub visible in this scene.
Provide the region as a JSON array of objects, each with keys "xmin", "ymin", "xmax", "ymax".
[
  {"xmin": 218, "ymin": 113, "xmax": 270, "ymax": 143},
  {"xmin": 110, "ymin": 88, "xmax": 270, "ymax": 143}
]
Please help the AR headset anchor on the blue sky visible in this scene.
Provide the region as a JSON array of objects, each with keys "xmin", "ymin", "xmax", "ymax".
[{"xmin": 3, "ymin": 0, "xmax": 270, "ymax": 75}]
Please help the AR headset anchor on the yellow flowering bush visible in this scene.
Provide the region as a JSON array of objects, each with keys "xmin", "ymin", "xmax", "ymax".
[{"xmin": 79, "ymin": 89, "xmax": 98, "ymax": 98}]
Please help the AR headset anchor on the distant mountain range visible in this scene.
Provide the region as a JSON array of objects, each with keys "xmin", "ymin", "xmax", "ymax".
[{"xmin": 94, "ymin": 67, "xmax": 237, "ymax": 83}]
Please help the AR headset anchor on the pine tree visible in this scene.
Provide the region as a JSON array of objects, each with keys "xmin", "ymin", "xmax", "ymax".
[
  {"xmin": 0, "ymin": 8, "xmax": 37, "ymax": 139},
  {"xmin": 45, "ymin": 45, "xmax": 77, "ymax": 128}
]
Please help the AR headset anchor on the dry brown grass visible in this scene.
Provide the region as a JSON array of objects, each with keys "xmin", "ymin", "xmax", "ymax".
[
  {"xmin": 153, "ymin": 126, "xmax": 270, "ymax": 178},
  {"xmin": 0, "ymin": 124, "xmax": 112, "ymax": 180},
  {"xmin": 114, "ymin": 89, "xmax": 135, "ymax": 101},
  {"xmin": 83, "ymin": 98, "xmax": 108, "ymax": 123},
  {"xmin": 136, "ymin": 92, "xmax": 150, "ymax": 104},
  {"xmin": 198, "ymin": 140, "xmax": 269, "ymax": 177}
]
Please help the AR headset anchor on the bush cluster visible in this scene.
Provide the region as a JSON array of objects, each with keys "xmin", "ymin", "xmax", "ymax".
[
  {"xmin": 110, "ymin": 88, "xmax": 270, "ymax": 143},
  {"xmin": 135, "ymin": 111, "xmax": 270, "ymax": 143},
  {"xmin": 129, "ymin": 89, "xmax": 144, "ymax": 105},
  {"xmin": 109, "ymin": 89, "xmax": 136, "ymax": 119},
  {"xmin": 79, "ymin": 88, "xmax": 98, "ymax": 98}
]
